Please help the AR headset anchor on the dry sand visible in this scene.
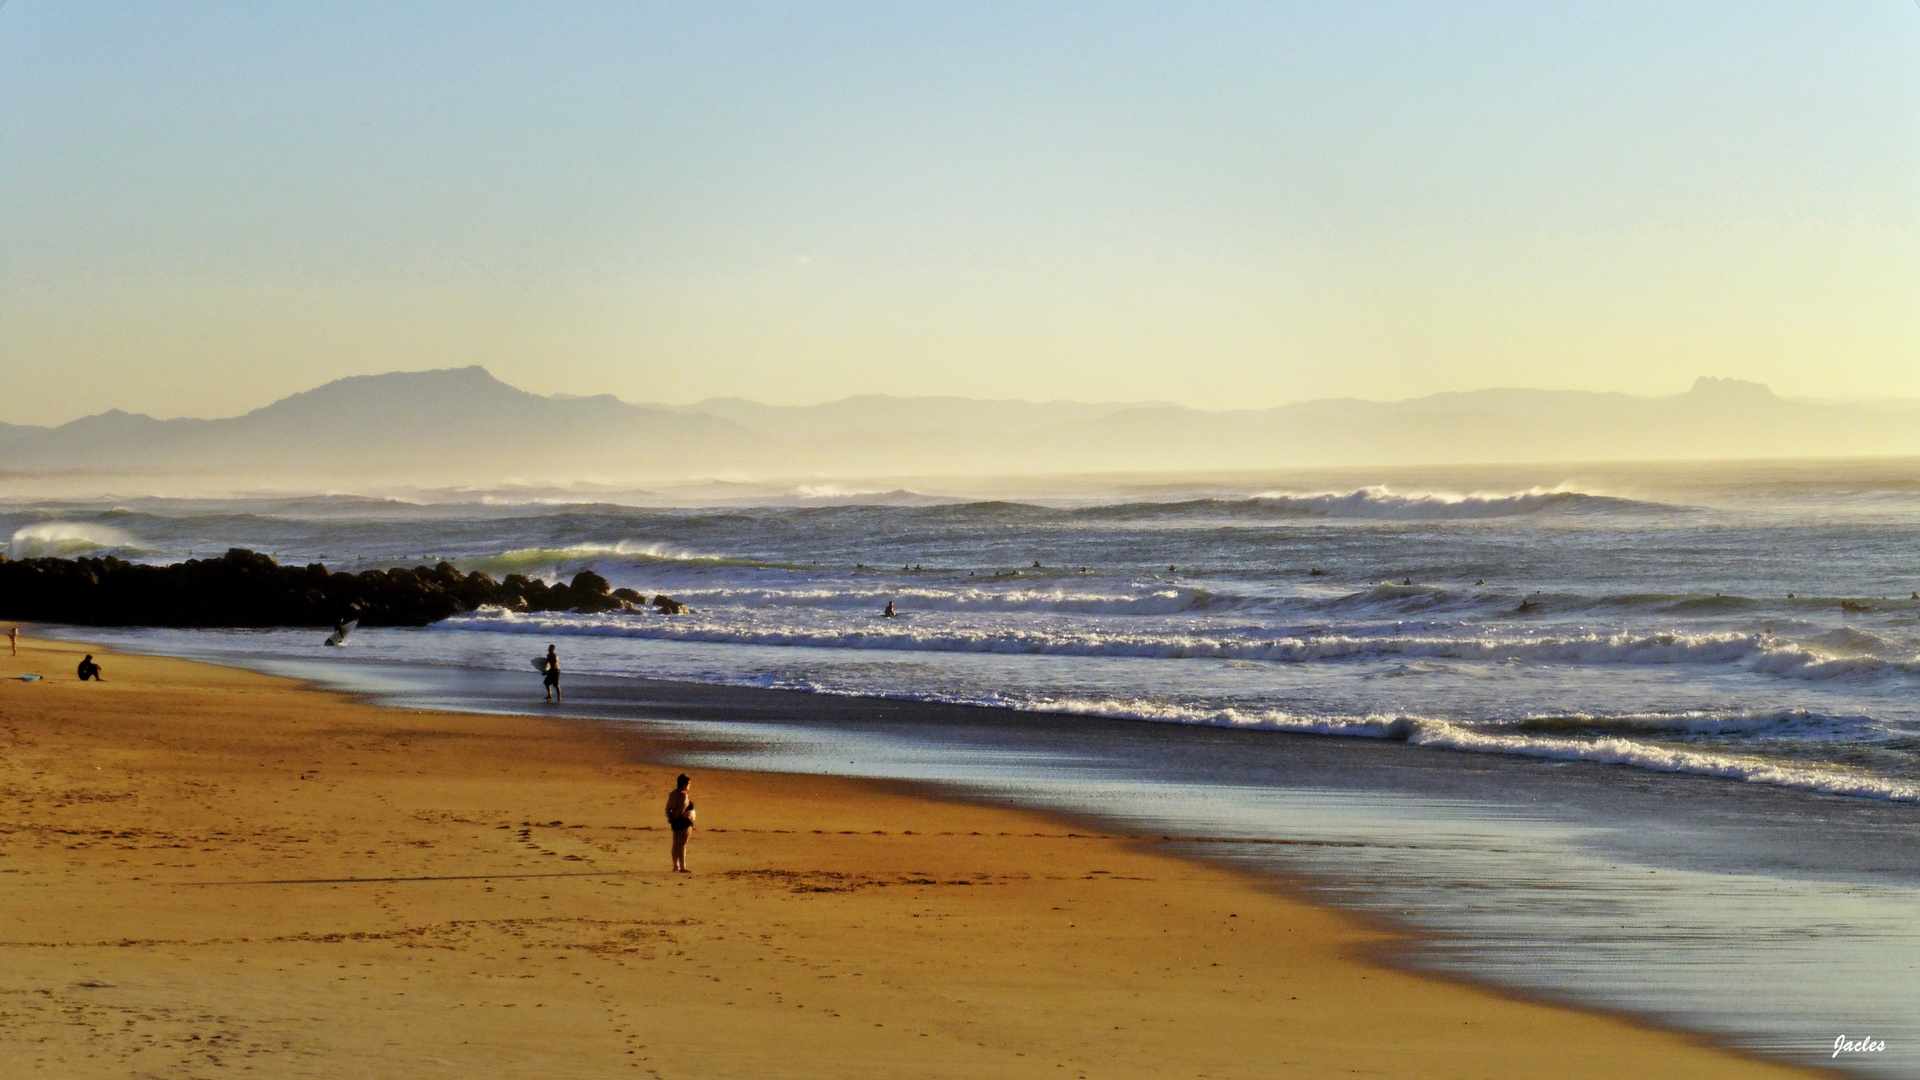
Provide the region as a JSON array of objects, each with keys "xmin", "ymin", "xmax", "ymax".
[{"xmin": 0, "ymin": 636, "xmax": 1829, "ymax": 1078}]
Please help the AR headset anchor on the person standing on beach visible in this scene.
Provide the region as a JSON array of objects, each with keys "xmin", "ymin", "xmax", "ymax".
[
  {"xmin": 7, "ymin": 626, "xmax": 16, "ymax": 656},
  {"xmin": 665, "ymin": 774, "xmax": 695, "ymax": 872},
  {"xmin": 542, "ymin": 644, "xmax": 561, "ymax": 701}
]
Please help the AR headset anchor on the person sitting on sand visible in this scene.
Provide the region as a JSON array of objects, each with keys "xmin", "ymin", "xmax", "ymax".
[
  {"xmin": 76, "ymin": 654, "xmax": 103, "ymax": 682},
  {"xmin": 665, "ymin": 774, "xmax": 695, "ymax": 872},
  {"xmin": 542, "ymin": 644, "xmax": 561, "ymax": 702}
]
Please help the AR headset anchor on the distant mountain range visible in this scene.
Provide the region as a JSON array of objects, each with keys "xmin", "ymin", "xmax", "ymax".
[{"xmin": 2, "ymin": 367, "xmax": 1917, "ymax": 487}]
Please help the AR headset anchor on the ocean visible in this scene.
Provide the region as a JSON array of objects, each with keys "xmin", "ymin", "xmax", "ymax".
[{"xmin": 11, "ymin": 459, "xmax": 1920, "ymax": 1073}]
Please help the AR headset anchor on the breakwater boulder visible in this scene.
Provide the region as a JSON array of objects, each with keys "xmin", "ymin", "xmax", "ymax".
[{"xmin": 0, "ymin": 549, "xmax": 631, "ymax": 627}]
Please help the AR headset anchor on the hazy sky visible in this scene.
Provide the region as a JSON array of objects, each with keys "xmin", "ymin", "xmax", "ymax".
[{"xmin": 2, "ymin": 2, "xmax": 1917, "ymax": 425}]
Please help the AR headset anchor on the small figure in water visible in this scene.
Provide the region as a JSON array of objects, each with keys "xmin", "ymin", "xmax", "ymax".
[
  {"xmin": 883, "ymin": 601, "xmax": 896, "ymax": 618},
  {"xmin": 542, "ymin": 644, "xmax": 561, "ymax": 702},
  {"xmin": 1403, "ymin": 577, "xmax": 1413, "ymax": 586},
  {"xmin": 664, "ymin": 774, "xmax": 695, "ymax": 873},
  {"xmin": 1476, "ymin": 579, "xmax": 1485, "ymax": 586},
  {"xmin": 1169, "ymin": 565, "xmax": 1176, "ymax": 573},
  {"xmin": 76, "ymin": 654, "xmax": 103, "ymax": 682},
  {"xmin": 1032, "ymin": 560, "xmax": 1041, "ymax": 569}
]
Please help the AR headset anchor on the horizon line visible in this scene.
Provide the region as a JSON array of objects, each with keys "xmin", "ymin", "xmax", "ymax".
[{"xmin": 15, "ymin": 366, "xmax": 1920, "ymax": 429}]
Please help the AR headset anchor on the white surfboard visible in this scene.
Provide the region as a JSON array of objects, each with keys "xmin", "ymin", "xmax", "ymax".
[
  {"xmin": 530, "ymin": 657, "xmax": 550, "ymax": 671},
  {"xmin": 323, "ymin": 619, "xmax": 359, "ymax": 647}
]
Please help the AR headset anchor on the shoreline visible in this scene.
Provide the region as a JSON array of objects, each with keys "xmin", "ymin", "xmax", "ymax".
[{"xmin": 0, "ymin": 632, "xmax": 1841, "ymax": 1077}]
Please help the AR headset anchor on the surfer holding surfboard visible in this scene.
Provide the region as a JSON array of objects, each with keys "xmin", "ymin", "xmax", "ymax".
[{"xmin": 538, "ymin": 644, "xmax": 561, "ymax": 701}]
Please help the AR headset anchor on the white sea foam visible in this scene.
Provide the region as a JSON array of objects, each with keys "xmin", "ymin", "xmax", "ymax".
[
  {"xmin": 782, "ymin": 485, "xmax": 958, "ymax": 506},
  {"xmin": 1392, "ymin": 718, "xmax": 1920, "ymax": 802},
  {"xmin": 6, "ymin": 522, "xmax": 139, "ymax": 558},
  {"xmin": 874, "ymin": 696, "xmax": 1920, "ymax": 801},
  {"xmin": 1241, "ymin": 486, "xmax": 1677, "ymax": 520},
  {"xmin": 654, "ymin": 584, "xmax": 1217, "ymax": 616},
  {"xmin": 440, "ymin": 608, "xmax": 1920, "ymax": 685},
  {"xmin": 570, "ymin": 666, "xmax": 1920, "ymax": 802},
  {"xmin": 461, "ymin": 541, "xmax": 791, "ymax": 576}
]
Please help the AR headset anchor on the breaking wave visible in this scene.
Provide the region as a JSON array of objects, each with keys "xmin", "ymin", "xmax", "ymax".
[
  {"xmin": 1246, "ymin": 486, "xmax": 1677, "ymax": 520},
  {"xmin": 1064, "ymin": 487, "xmax": 1683, "ymax": 522},
  {"xmin": 6, "ymin": 522, "xmax": 142, "ymax": 558},
  {"xmin": 649, "ymin": 584, "xmax": 1218, "ymax": 616},
  {"xmin": 460, "ymin": 541, "xmax": 804, "ymax": 577},
  {"xmin": 437, "ymin": 609, "xmax": 1920, "ymax": 685},
  {"xmin": 823, "ymin": 690, "xmax": 1920, "ymax": 801}
]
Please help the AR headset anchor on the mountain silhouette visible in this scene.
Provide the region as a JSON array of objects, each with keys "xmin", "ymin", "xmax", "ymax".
[
  {"xmin": 0, "ymin": 367, "xmax": 761, "ymax": 482},
  {"xmin": 4, "ymin": 366, "xmax": 1917, "ymax": 487}
]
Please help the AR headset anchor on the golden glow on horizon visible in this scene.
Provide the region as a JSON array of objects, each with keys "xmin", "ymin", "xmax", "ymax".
[{"xmin": 1, "ymin": 3, "xmax": 1916, "ymax": 424}]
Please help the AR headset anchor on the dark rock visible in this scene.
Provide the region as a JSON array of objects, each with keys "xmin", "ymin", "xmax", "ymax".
[{"xmin": 0, "ymin": 549, "xmax": 640, "ymax": 628}]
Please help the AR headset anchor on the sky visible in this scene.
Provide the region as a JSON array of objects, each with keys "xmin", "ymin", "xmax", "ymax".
[{"xmin": 1, "ymin": 1, "xmax": 1917, "ymax": 426}]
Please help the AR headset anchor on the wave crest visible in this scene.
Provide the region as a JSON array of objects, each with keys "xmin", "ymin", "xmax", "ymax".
[
  {"xmin": 437, "ymin": 610, "xmax": 1920, "ymax": 685},
  {"xmin": 461, "ymin": 541, "xmax": 800, "ymax": 577},
  {"xmin": 1059, "ymin": 486, "xmax": 1679, "ymax": 522},
  {"xmin": 1246, "ymin": 486, "xmax": 1677, "ymax": 520},
  {"xmin": 7, "ymin": 522, "xmax": 140, "ymax": 558}
]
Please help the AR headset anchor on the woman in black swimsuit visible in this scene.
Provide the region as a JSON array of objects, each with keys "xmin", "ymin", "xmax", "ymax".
[{"xmin": 664, "ymin": 774, "xmax": 694, "ymax": 872}]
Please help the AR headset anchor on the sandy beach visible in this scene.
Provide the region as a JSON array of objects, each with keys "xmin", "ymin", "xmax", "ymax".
[{"xmin": 0, "ymin": 635, "xmax": 1829, "ymax": 1079}]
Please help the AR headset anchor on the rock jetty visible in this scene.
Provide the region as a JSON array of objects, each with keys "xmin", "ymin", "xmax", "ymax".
[{"xmin": 0, "ymin": 549, "xmax": 659, "ymax": 627}]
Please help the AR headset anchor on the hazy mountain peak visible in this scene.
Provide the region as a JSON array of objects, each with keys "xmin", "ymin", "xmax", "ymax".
[
  {"xmin": 234, "ymin": 367, "xmax": 547, "ymax": 430},
  {"xmin": 1688, "ymin": 376, "xmax": 1777, "ymax": 401}
]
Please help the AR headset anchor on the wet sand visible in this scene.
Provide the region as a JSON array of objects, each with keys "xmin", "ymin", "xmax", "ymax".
[{"xmin": 0, "ymin": 636, "xmax": 1829, "ymax": 1078}]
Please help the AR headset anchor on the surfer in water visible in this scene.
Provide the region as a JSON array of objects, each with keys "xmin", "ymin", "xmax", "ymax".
[
  {"xmin": 883, "ymin": 601, "xmax": 896, "ymax": 618},
  {"xmin": 542, "ymin": 644, "xmax": 561, "ymax": 702}
]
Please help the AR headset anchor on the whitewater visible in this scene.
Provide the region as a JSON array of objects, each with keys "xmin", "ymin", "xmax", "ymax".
[{"xmin": 9, "ymin": 473, "xmax": 1920, "ymax": 804}]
